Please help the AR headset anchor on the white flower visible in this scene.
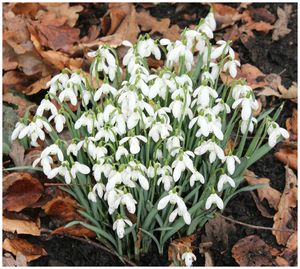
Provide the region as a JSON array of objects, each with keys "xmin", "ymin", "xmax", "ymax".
[
  {"xmin": 157, "ymin": 166, "xmax": 173, "ymax": 191},
  {"xmin": 58, "ymin": 88, "xmax": 78, "ymax": 106},
  {"xmin": 149, "ymin": 122, "xmax": 173, "ymax": 142},
  {"xmin": 205, "ymin": 193, "xmax": 224, "ymax": 210},
  {"xmin": 194, "ymin": 140, "xmax": 225, "ymax": 163},
  {"xmin": 169, "ymin": 207, "xmax": 191, "ymax": 225},
  {"xmin": 167, "ymin": 136, "xmax": 183, "ymax": 157},
  {"xmin": 211, "ymin": 40, "xmax": 234, "ymax": 60},
  {"xmin": 47, "ymin": 73, "xmax": 69, "ymax": 97},
  {"xmin": 232, "ymin": 95, "xmax": 259, "ymax": 121},
  {"xmin": 193, "ymin": 85, "xmax": 218, "ymax": 108},
  {"xmin": 184, "ymin": 30, "xmax": 206, "ymax": 51},
  {"xmin": 157, "ymin": 190, "xmax": 187, "ymax": 212},
  {"xmin": 241, "ymin": 117, "xmax": 257, "ymax": 134},
  {"xmin": 88, "ymin": 190, "xmax": 97, "ymax": 203},
  {"xmin": 11, "ymin": 122, "xmax": 27, "ymax": 141},
  {"xmin": 212, "ymin": 98, "xmax": 231, "ymax": 115},
  {"xmin": 94, "ymin": 83, "xmax": 118, "ymax": 101},
  {"xmin": 172, "ymin": 151, "xmax": 195, "ymax": 182},
  {"xmin": 119, "ymin": 135, "xmax": 147, "ymax": 155},
  {"xmin": 50, "ymin": 114, "xmax": 66, "ymax": 133},
  {"xmin": 88, "ymin": 182, "xmax": 106, "ymax": 202},
  {"xmin": 113, "ymin": 218, "xmax": 132, "ymax": 239},
  {"xmin": 40, "ymin": 144, "xmax": 64, "ymax": 162},
  {"xmin": 190, "ymin": 171, "xmax": 205, "ymax": 187},
  {"xmin": 93, "ymin": 162, "xmax": 112, "ymax": 181},
  {"xmin": 75, "ymin": 112, "xmax": 97, "ymax": 134},
  {"xmin": 115, "ymin": 145, "xmax": 129, "ymax": 161},
  {"xmin": 70, "ymin": 161, "xmax": 90, "ymax": 178},
  {"xmin": 137, "ymin": 38, "xmax": 161, "ymax": 59},
  {"xmin": 36, "ymin": 99, "xmax": 58, "ymax": 117},
  {"xmin": 47, "ymin": 161, "xmax": 72, "ymax": 184},
  {"xmin": 82, "ymin": 89, "xmax": 92, "ymax": 106},
  {"xmin": 120, "ymin": 193, "xmax": 137, "ymax": 214},
  {"xmin": 222, "ymin": 155, "xmax": 240, "ymax": 175},
  {"xmin": 182, "ymin": 251, "xmax": 196, "ymax": 267},
  {"xmin": 205, "ymin": 12, "xmax": 216, "ymax": 31},
  {"xmin": 267, "ymin": 122, "xmax": 289, "ymax": 147},
  {"xmin": 33, "ymin": 155, "xmax": 53, "ymax": 175},
  {"xmin": 217, "ymin": 174, "xmax": 236, "ymax": 192},
  {"xmin": 223, "ymin": 58, "xmax": 240, "ymax": 78}
]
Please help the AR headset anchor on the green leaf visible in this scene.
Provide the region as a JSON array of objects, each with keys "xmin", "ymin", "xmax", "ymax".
[{"xmin": 140, "ymin": 228, "xmax": 162, "ymax": 254}]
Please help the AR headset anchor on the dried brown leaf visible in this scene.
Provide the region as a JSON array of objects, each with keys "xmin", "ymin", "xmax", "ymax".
[
  {"xmin": 3, "ymin": 216, "xmax": 41, "ymax": 236},
  {"xmin": 232, "ymin": 235, "xmax": 278, "ymax": 266},
  {"xmin": 212, "ymin": 4, "xmax": 242, "ymax": 28},
  {"xmin": 3, "ymin": 238, "xmax": 47, "ymax": 262},
  {"xmin": 286, "ymin": 109, "xmax": 298, "ymax": 141},
  {"xmin": 24, "ymin": 75, "xmax": 51, "ymax": 95},
  {"xmin": 3, "ymin": 172, "xmax": 44, "ymax": 212},
  {"xmin": 244, "ymin": 170, "xmax": 281, "ymax": 210},
  {"xmin": 250, "ymin": 191, "xmax": 273, "ymax": 218},
  {"xmin": 52, "ymin": 225, "xmax": 96, "ymax": 238},
  {"xmin": 275, "ymin": 146, "xmax": 298, "ymax": 171},
  {"xmin": 272, "ymin": 5, "xmax": 293, "ymax": 41},
  {"xmin": 273, "ymin": 166, "xmax": 297, "ymax": 245}
]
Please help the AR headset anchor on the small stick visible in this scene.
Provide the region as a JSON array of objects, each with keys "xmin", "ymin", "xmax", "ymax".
[{"xmin": 218, "ymin": 214, "xmax": 295, "ymax": 233}]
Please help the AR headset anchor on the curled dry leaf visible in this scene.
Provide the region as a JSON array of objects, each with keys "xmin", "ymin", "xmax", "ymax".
[
  {"xmin": 199, "ymin": 242, "xmax": 214, "ymax": 266},
  {"xmin": 286, "ymin": 109, "xmax": 298, "ymax": 141},
  {"xmin": 273, "ymin": 166, "xmax": 297, "ymax": 245},
  {"xmin": 201, "ymin": 215, "xmax": 236, "ymax": 253},
  {"xmin": 212, "ymin": 4, "xmax": 242, "ymax": 29},
  {"xmin": 232, "ymin": 235, "xmax": 279, "ymax": 266},
  {"xmin": 250, "ymin": 191, "xmax": 273, "ymax": 218},
  {"xmin": 24, "ymin": 75, "xmax": 51, "ymax": 95},
  {"xmin": 3, "ymin": 172, "xmax": 44, "ymax": 212},
  {"xmin": 42, "ymin": 196, "xmax": 96, "ymax": 238},
  {"xmin": 275, "ymin": 146, "xmax": 298, "ymax": 171},
  {"xmin": 3, "ymin": 216, "xmax": 41, "ymax": 236},
  {"xmin": 168, "ymin": 234, "xmax": 196, "ymax": 265},
  {"xmin": 3, "ymin": 238, "xmax": 47, "ymax": 263},
  {"xmin": 244, "ymin": 170, "xmax": 281, "ymax": 211},
  {"xmin": 272, "ymin": 4, "xmax": 292, "ymax": 41},
  {"xmin": 3, "ymin": 251, "xmax": 27, "ymax": 267},
  {"xmin": 8, "ymin": 140, "xmax": 25, "ymax": 167}
]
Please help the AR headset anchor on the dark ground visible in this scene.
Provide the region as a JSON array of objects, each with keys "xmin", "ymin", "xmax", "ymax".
[{"xmin": 24, "ymin": 2, "xmax": 297, "ymax": 266}]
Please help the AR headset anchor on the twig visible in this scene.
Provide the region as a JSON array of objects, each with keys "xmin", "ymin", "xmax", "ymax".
[
  {"xmin": 41, "ymin": 228, "xmax": 136, "ymax": 266},
  {"xmin": 218, "ymin": 214, "xmax": 295, "ymax": 233}
]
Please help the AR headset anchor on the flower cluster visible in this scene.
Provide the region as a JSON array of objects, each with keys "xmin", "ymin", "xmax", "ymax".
[{"xmin": 12, "ymin": 10, "xmax": 288, "ymax": 264}]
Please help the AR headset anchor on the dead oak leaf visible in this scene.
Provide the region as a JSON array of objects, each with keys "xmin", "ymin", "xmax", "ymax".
[
  {"xmin": 52, "ymin": 225, "xmax": 96, "ymax": 238},
  {"xmin": 244, "ymin": 170, "xmax": 281, "ymax": 211},
  {"xmin": 273, "ymin": 166, "xmax": 297, "ymax": 245},
  {"xmin": 3, "ymin": 238, "xmax": 47, "ymax": 263},
  {"xmin": 3, "ymin": 216, "xmax": 41, "ymax": 236},
  {"xmin": 286, "ymin": 109, "xmax": 298, "ymax": 141},
  {"xmin": 24, "ymin": 75, "xmax": 51, "ymax": 95},
  {"xmin": 212, "ymin": 3, "xmax": 242, "ymax": 29},
  {"xmin": 3, "ymin": 172, "xmax": 44, "ymax": 212},
  {"xmin": 232, "ymin": 235, "xmax": 279, "ymax": 266},
  {"xmin": 275, "ymin": 146, "xmax": 297, "ymax": 171},
  {"xmin": 272, "ymin": 4, "xmax": 293, "ymax": 41}
]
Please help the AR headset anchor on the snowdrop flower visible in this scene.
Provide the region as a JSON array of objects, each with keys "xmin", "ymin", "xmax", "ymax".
[
  {"xmin": 47, "ymin": 73, "xmax": 69, "ymax": 97},
  {"xmin": 184, "ymin": 30, "xmax": 206, "ymax": 51},
  {"xmin": 267, "ymin": 121, "xmax": 289, "ymax": 147},
  {"xmin": 119, "ymin": 135, "xmax": 147, "ymax": 155},
  {"xmin": 94, "ymin": 83, "xmax": 118, "ymax": 101},
  {"xmin": 169, "ymin": 207, "xmax": 191, "ymax": 225},
  {"xmin": 67, "ymin": 141, "xmax": 83, "ymax": 156},
  {"xmin": 36, "ymin": 99, "xmax": 57, "ymax": 117},
  {"xmin": 88, "ymin": 190, "xmax": 97, "ymax": 203},
  {"xmin": 212, "ymin": 98, "xmax": 231, "ymax": 115},
  {"xmin": 70, "ymin": 161, "xmax": 90, "ymax": 179},
  {"xmin": 93, "ymin": 162, "xmax": 112, "ymax": 181},
  {"xmin": 95, "ymin": 126, "xmax": 116, "ymax": 143},
  {"xmin": 121, "ymin": 193, "xmax": 137, "ymax": 214},
  {"xmin": 88, "ymin": 182, "xmax": 106, "ymax": 202},
  {"xmin": 158, "ymin": 190, "xmax": 188, "ymax": 212},
  {"xmin": 58, "ymin": 88, "xmax": 78, "ymax": 106},
  {"xmin": 157, "ymin": 166, "xmax": 174, "ymax": 191},
  {"xmin": 193, "ymin": 85, "xmax": 218, "ymax": 108},
  {"xmin": 127, "ymin": 161, "xmax": 149, "ymax": 190},
  {"xmin": 75, "ymin": 112, "xmax": 97, "ymax": 134},
  {"xmin": 232, "ymin": 84, "xmax": 252, "ymax": 101},
  {"xmin": 32, "ymin": 154, "xmax": 53, "ymax": 175},
  {"xmin": 223, "ymin": 58, "xmax": 240, "ymax": 78},
  {"xmin": 166, "ymin": 41, "xmax": 194, "ymax": 71},
  {"xmin": 241, "ymin": 117, "xmax": 257, "ymax": 134},
  {"xmin": 217, "ymin": 174, "xmax": 236, "ymax": 192},
  {"xmin": 211, "ymin": 40, "xmax": 234, "ymax": 60},
  {"xmin": 149, "ymin": 122, "xmax": 173, "ymax": 142},
  {"xmin": 115, "ymin": 145, "xmax": 129, "ymax": 161},
  {"xmin": 137, "ymin": 38, "xmax": 161, "ymax": 59},
  {"xmin": 222, "ymin": 154, "xmax": 240, "ymax": 175},
  {"xmin": 205, "ymin": 11, "xmax": 216, "ymax": 31},
  {"xmin": 50, "ymin": 113, "xmax": 66, "ymax": 133},
  {"xmin": 18, "ymin": 118, "xmax": 52, "ymax": 147},
  {"xmin": 113, "ymin": 218, "xmax": 132, "ymax": 239},
  {"xmin": 11, "ymin": 122, "xmax": 27, "ymax": 141},
  {"xmin": 232, "ymin": 92, "xmax": 259, "ymax": 121},
  {"xmin": 105, "ymin": 188, "xmax": 123, "ymax": 214},
  {"xmin": 40, "ymin": 144, "xmax": 64, "ymax": 162},
  {"xmin": 167, "ymin": 136, "xmax": 184, "ymax": 157},
  {"xmin": 182, "ymin": 251, "xmax": 196, "ymax": 267},
  {"xmin": 194, "ymin": 140, "xmax": 225, "ymax": 163},
  {"xmin": 172, "ymin": 151, "xmax": 195, "ymax": 182},
  {"xmin": 205, "ymin": 193, "xmax": 224, "ymax": 210},
  {"xmin": 197, "ymin": 21, "xmax": 214, "ymax": 39},
  {"xmin": 190, "ymin": 171, "xmax": 205, "ymax": 187},
  {"xmin": 81, "ymin": 89, "xmax": 92, "ymax": 106},
  {"xmin": 47, "ymin": 161, "xmax": 72, "ymax": 184}
]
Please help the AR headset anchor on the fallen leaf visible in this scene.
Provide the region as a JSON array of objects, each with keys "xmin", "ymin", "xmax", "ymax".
[
  {"xmin": 168, "ymin": 234, "xmax": 196, "ymax": 265},
  {"xmin": 244, "ymin": 170, "xmax": 281, "ymax": 211},
  {"xmin": 52, "ymin": 225, "xmax": 96, "ymax": 238},
  {"xmin": 136, "ymin": 11, "xmax": 181, "ymax": 41},
  {"xmin": 249, "ymin": 7, "xmax": 276, "ymax": 24},
  {"xmin": 8, "ymin": 140, "xmax": 25, "ymax": 167},
  {"xmin": 12, "ymin": 3, "xmax": 41, "ymax": 17},
  {"xmin": 275, "ymin": 145, "xmax": 297, "ymax": 171},
  {"xmin": 3, "ymin": 172, "xmax": 44, "ymax": 212},
  {"xmin": 3, "ymin": 238, "xmax": 47, "ymax": 262},
  {"xmin": 212, "ymin": 4, "xmax": 242, "ymax": 29},
  {"xmin": 24, "ymin": 75, "xmax": 51, "ymax": 95},
  {"xmin": 273, "ymin": 166, "xmax": 297, "ymax": 245},
  {"xmin": 3, "ymin": 252, "xmax": 28, "ymax": 267},
  {"xmin": 232, "ymin": 235, "xmax": 279, "ymax": 266},
  {"xmin": 286, "ymin": 109, "xmax": 298, "ymax": 141},
  {"xmin": 250, "ymin": 191, "xmax": 273, "ymax": 218},
  {"xmin": 277, "ymin": 82, "xmax": 297, "ymax": 100},
  {"xmin": 241, "ymin": 10, "xmax": 274, "ymax": 33},
  {"xmin": 199, "ymin": 242, "xmax": 214, "ymax": 266},
  {"xmin": 201, "ymin": 215, "xmax": 236, "ymax": 253},
  {"xmin": 3, "ymin": 216, "xmax": 41, "ymax": 236},
  {"xmin": 272, "ymin": 5, "xmax": 293, "ymax": 41}
]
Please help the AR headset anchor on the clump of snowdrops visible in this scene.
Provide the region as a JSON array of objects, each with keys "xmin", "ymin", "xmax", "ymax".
[{"xmin": 11, "ymin": 11, "xmax": 289, "ymax": 265}]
